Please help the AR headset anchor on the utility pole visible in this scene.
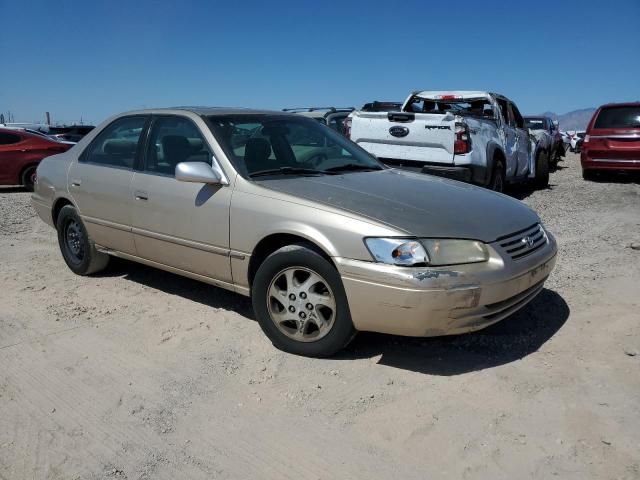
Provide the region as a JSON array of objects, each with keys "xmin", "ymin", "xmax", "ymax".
[{"xmin": 45, "ymin": 112, "xmax": 51, "ymax": 125}]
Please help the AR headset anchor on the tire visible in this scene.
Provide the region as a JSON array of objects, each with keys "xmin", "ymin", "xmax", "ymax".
[
  {"xmin": 252, "ymin": 243, "xmax": 356, "ymax": 357},
  {"xmin": 488, "ymin": 159, "xmax": 505, "ymax": 192},
  {"xmin": 56, "ymin": 205, "xmax": 110, "ymax": 275},
  {"xmin": 535, "ymin": 150, "xmax": 550, "ymax": 188},
  {"xmin": 582, "ymin": 169, "xmax": 595, "ymax": 181},
  {"xmin": 21, "ymin": 165, "xmax": 37, "ymax": 192}
]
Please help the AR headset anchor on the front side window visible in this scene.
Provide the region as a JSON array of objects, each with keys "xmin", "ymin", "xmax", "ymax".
[
  {"xmin": 206, "ymin": 115, "xmax": 383, "ymax": 178},
  {"xmin": 0, "ymin": 132, "xmax": 22, "ymax": 145},
  {"xmin": 144, "ymin": 117, "xmax": 210, "ymax": 176},
  {"xmin": 497, "ymin": 99, "xmax": 513, "ymax": 126},
  {"xmin": 82, "ymin": 116, "xmax": 147, "ymax": 168}
]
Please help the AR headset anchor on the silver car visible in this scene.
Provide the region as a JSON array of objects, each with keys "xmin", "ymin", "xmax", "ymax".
[{"xmin": 32, "ymin": 108, "xmax": 557, "ymax": 357}]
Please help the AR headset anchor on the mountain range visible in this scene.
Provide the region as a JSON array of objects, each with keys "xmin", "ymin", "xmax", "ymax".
[{"xmin": 538, "ymin": 108, "xmax": 596, "ymax": 131}]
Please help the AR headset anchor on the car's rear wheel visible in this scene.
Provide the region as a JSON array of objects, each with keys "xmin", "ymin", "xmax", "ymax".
[
  {"xmin": 21, "ymin": 165, "xmax": 37, "ymax": 192},
  {"xmin": 252, "ymin": 244, "xmax": 355, "ymax": 357},
  {"xmin": 56, "ymin": 205, "xmax": 109, "ymax": 275},
  {"xmin": 489, "ymin": 159, "xmax": 505, "ymax": 192},
  {"xmin": 535, "ymin": 150, "xmax": 550, "ymax": 188},
  {"xmin": 582, "ymin": 169, "xmax": 595, "ymax": 181}
]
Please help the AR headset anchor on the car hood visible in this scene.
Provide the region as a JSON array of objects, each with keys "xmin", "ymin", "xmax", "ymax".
[{"xmin": 256, "ymin": 169, "xmax": 539, "ymax": 242}]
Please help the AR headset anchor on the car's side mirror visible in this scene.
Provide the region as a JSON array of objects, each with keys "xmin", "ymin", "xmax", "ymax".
[{"xmin": 175, "ymin": 161, "xmax": 223, "ymax": 184}]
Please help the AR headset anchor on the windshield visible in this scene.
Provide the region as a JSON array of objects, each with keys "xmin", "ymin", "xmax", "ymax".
[
  {"xmin": 205, "ymin": 114, "xmax": 383, "ymax": 178},
  {"xmin": 525, "ymin": 118, "xmax": 546, "ymax": 130}
]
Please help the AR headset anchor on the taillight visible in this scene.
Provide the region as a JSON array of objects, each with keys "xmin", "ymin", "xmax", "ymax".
[
  {"xmin": 343, "ymin": 117, "xmax": 352, "ymax": 139},
  {"xmin": 454, "ymin": 122, "xmax": 470, "ymax": 154},
  {"xmin": 583, "ymin": 134, "xmax": 590, "ymax": 143}
]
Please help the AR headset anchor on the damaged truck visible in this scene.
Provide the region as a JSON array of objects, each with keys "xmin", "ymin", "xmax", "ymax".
[{"xmin": 347, "ymin": 91, "xmax": 550, "ymax": 191}]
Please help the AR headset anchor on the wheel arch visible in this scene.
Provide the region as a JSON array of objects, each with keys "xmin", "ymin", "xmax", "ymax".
[
  {"xmin": 18, "ymin": 162, "xmax": 39, "ymax": 185},
  {"xmin": 247, "ymin": 232, "xmax": 336, "ymax": 288},
  {"xmin": 51, "ymin": 196, "xmax": 77, "ymax": 226},
  {"xmin": 485, "ymin": 143, "xmax": 506, "ymax": 184}
]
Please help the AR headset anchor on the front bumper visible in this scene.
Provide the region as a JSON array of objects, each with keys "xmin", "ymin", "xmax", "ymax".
[{"xmin": 336, "ymin": 234, "xmax": 557, "ymax": 337}]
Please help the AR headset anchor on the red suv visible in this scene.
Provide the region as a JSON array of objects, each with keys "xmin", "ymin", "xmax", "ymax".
[
  {"xmin": 0, "ymin": 128, "xmax": 72, "ymax": 190},
  {"xmin": 581, "ymin": 102, "xmax": 640, "ymax": 179}
]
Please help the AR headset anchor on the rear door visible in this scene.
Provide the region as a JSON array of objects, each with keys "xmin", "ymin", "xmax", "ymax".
[
  {"xmin": 585, "ymin": 105, "xmax": 640, "ymax": 163},
  {"xmin": 510, "ymin": 103, "xmax": 532, "ymax": 176},
  {"xmin": 350, "ymin": 110, "xmax": 455, "ymax": 164},
  {"xmin": 68, "ymin": 115, "xmax": 149, "ymax": 254},
  {"xmin": 496, "ymin": 99, "xmax": 519, "ymax": 177}
]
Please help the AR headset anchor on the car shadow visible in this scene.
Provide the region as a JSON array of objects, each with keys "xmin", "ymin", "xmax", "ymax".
[
  {"xmin": 97, "ymin": 260, "xmax": 568, "ymax": 375},
  {"xmin": 0, "ymin": 186, "xmax": 29, "ymax": 193},
  {"xmin": 586, "ymin": 171, "xmax": 640, "ymax": 184},
  {"xmin": 335, "ymin": 288, "xmax": 569, "ymax": 376},
  {"xmin": 507, "ymin": 183, "xmax": 557, "ymax": 200},
  {"xmin": 99, "ymin": 257, "xmax": 255, "ymax": 319}
]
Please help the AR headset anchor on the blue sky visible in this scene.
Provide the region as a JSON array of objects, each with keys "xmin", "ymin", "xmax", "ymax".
[{"xmin": 1, "ymin": 0, "xmax": 638, "ymax": 125}]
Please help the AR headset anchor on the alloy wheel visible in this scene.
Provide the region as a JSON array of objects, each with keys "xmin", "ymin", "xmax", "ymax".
[{"xmin": 267, "ymin": 267, "xmax": 336, "ymax": 342}]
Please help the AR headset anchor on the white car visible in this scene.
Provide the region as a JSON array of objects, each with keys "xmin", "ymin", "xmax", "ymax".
[{"xmin": 348, "ymin": 90, "xmax": 547, "ymax": 191}]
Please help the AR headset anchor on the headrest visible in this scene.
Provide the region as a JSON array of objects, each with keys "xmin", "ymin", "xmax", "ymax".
[
  {"xmin": 104, "ymin": 139, "xmax": 136, "ymax": 155},
  {"xmin": 245, "ymin": 138, "xmax": 271, "ymax": 160}
]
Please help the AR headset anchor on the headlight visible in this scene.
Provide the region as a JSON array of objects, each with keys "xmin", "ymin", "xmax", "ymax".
[
  {"xmin": 365, "ymin": 238, "xmax": 488, "ymax": 266},
  {"xmin": 364, "ymin": 238, "xmax": 428, "ymax": 266},
  {"xmin": 420, "ymin": 239, "xmax": 488, "ymax": 266}
]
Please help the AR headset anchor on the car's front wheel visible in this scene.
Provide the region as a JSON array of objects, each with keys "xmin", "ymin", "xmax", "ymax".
[
  {"xmin": 252, "ymin": 244, "xmax": 356, "ymax": 357},
  {"xmin": 56, "ymin": 205, "xmax": 110, "ymax": 275}
]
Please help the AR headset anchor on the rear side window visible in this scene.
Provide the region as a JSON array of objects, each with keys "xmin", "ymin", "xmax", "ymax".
[
  {"xmin": 594, "ymin": 106, "xmax": 640, "ymax": 129},
  {"xmin": 0, "ymin": 132, "xmax": 21, "ymax": 145},
  {"xmin": 144, "ymin": 116, "xmax": 211, "ymax": 176},
  {"xmin": 82, "ymin": 116, "xmax": 147, "ymax": 169}
]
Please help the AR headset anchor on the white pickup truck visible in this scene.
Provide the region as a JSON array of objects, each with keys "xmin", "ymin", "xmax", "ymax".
[{"xmin": 348, "ymin": 91, "xmax": 549, "ymax": 191}]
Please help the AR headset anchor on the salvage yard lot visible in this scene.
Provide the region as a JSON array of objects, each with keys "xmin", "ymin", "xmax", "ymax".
[{"xmin": 1, "ymin": 153, "xmax": 639, "ymax": 479}]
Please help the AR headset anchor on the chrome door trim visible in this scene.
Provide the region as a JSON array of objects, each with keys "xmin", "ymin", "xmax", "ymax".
[
  {"xmin": 82, "ymin": 215, "xmax": 132, "ymax": 233},
  {"xmin": 131, "ymin": 226, "xmax": 229, "ymax": 257}
]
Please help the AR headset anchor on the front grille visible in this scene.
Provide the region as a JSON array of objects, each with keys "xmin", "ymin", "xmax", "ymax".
[{"xmin": 497, "ymin": 223, "xmax": 547, "ymax": 260}]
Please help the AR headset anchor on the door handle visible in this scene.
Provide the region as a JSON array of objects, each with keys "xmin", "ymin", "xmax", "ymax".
[
  {"xmin": 134, "ymin": 190, "xmax": 149, "ymax": 201},
  {"xmin": 70, "ymin": 180, "xmax": 82, "ymax": 187}
]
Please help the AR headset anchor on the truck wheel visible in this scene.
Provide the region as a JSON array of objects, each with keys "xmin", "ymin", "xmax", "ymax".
[
  {"xmin": 535, "ymin": 151, "xmax": 550, "ymax": 188},
  {"xmin": 489, "ymin": 160, "xmax": 505, "ymax": 192},
  {"xmin": 56, "ymin": 205, "xmax": 110, "ymax": 275},
  {"xmin": 582, "ymin": 169, "xmax": 595, "ymax": 181},
  {"xmin": 252, "ymin": 243, "xmax": 356, "ymax": 357}
]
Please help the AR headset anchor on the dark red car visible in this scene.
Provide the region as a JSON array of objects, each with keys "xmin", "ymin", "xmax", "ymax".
[
  {"xmin": 0, "ymin": 128, "xmax": 72, "ymax": 190},
  {"xmin": 581, "ymin": 102, "xmax": 640, "ymax": 179}
]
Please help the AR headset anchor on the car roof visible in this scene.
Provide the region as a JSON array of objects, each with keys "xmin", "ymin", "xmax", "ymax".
[
  {"xmin": 118, "ymin": 107, "xmax": 290, "ymax": 117},
  {"xmin": 413, "ymin": 90, "xmax": 493, "ymax": 99},
  {"xmin": 598, "ymin": 101, "xmax": 640, "ymax": 108}
]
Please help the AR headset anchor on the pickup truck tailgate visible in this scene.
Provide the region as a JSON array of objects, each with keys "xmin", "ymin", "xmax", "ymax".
[{"xmin": 350, "ymin": 111, "xmax": 456, "ymax": 164}]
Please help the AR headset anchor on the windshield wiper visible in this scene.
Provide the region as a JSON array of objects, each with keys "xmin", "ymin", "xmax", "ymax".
[
  {"xmin": 323, "ymin": 163, "xmax": 383, "ymax": 173},
  {"xmin": 249, "ymin": 166, "xmax": 326, "ymax": 178}
]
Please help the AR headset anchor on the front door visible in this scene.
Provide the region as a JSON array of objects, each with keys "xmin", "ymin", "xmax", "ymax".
[
  {"xmin": 496, "ymin": 99, "xmax": 519, "ymax": 178},
  {"xmin": 67, "ymin": 115, "xmax": 149, "ymax": 254},
  {"xmin": 130, "ymin": 115, "xmax": 233, "ymax": 284}
]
